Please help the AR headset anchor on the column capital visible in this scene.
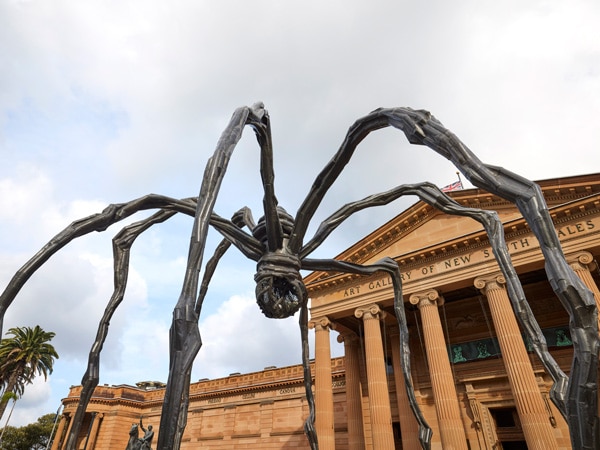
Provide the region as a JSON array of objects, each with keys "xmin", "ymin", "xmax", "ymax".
[
  {"xmin": 337, "ymin": 331, "xmax": 359, "ymax": 344},
  {"xmin": 409, "ymin": 289, "xmax": 444, "ymax": 308},
  {"xmin": 474, "ymin": 273, "xmax": 506, "ymax": 294},
  {"xmin": 354, "ymin": 304, "xmax": 386, "ymax": 321},
  {"xmin": 308, "ymin": 316, "xmax": 335, "ymax": 332},
  {"xmin": 566, "ymin": 251, "xmax": 597, "ymax": 271}
]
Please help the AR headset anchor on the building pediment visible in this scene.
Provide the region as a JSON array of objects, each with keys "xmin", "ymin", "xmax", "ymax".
[{"xmin": 305, "ymin": 173, "xmax": 600, "ymax": 314}]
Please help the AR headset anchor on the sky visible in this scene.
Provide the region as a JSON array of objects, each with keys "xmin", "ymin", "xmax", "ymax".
[{"xmin": 0, "ymin": 0, "xmax": 599, "ymax": 427}]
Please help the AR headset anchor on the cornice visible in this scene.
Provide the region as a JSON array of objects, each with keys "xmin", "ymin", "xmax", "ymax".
[
  {"xmin": 64, "ymin": 358, "xmax": 347, "ymax": 410},
  {"xmin": 188, "ymin": 370, "xmax": 346, "ymax": 402},
  {"xmin": 63, "ymin": 395, "xmax": 157, "ymax": 409}
]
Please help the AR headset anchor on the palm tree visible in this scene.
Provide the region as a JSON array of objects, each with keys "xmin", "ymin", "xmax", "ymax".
[{"xmin": 0, "ymin": 326, "xmax": 58, "ymax": 420}]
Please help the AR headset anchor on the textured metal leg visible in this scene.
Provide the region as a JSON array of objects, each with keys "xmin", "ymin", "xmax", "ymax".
[{"xmin": 303, "ymin": 257, "xmax": 432, "ymax": 450}]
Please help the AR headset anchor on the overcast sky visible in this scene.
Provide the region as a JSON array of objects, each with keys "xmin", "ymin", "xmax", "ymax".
[{"xmin": 0, "ymin": 0, "xmax": 599, "ymax": 427}]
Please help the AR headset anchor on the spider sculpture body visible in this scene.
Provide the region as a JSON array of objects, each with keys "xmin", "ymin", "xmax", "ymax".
[{"xmin": 0, "ymin": 103, "xmax": 598, "ymax": 450}]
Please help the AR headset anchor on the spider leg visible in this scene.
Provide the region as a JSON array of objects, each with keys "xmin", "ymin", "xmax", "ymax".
[
  {"xmin": 0, "ymin": 194, "xmax": 198, "ymax": 333},
  {"xmin": 294, "ymin": 106, "xmax": 596, "ymax": 448},
  {"xmin": 64, "ymin": 208, "xmax": 180, "ymax": 450},
  {"xmin": 302, "ymin": 256, "xmax": 432, "ymax": 450},
  {"xmin": 297, "ymin": 281, "xmax": 318, "ymax": 450},
  {"xmin": 301, "ymin": 181, "xmax": 568, "ymax": 414},
  {"xmin": 153, "ymin": 209, "xmax": 257, "ymax": 447},
  {"xmin": 197, "ymin": 207, "xmax": 259, "ymax": 315},
  {"xmin": 157, "ymin": 103, "xmax": 269, "ymax": 449},
  {"xmin": 0, "ymin": 102, "xmax": 266, "ymax": 449},
  {"xmin": 209, "ymin": 211, "xmax": 263, "ymax": 261},
  {"xmin": 166, "ymin": 208, "xmax": 259, "ymax": 447},
  {"xmin": 232, "ymin": 205, "xmax": 257, "ymax": 230},
  {"xmin": 382, "ymin": 108, "xmax": 597, "ymax": 448},
  {"xmin": 249, "ymin": 107, "xmax": 285, "ymax": 251},
  {"xmin": 289, "ymin": 115, "xmax": 389, "ymax": 253}
]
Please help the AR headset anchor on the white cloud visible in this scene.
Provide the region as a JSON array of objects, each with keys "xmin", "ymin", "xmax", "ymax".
[
  {"xmin": 192, "ymin": 294, "xmax": 343, "ymax": 381},
  {"xmin": 1, "ymin": 376, "xmax": 54, "ymax": 428},
  {"xmin": 193, "ymin": 295, "xmax": 305, "ymax": 379},
  {"xmin": 0, "ymin": 166, "xmax": 54, "ymax": 226}
]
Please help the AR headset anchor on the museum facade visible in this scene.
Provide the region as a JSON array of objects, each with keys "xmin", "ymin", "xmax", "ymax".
[{"xmin": 52, "ymin": 173, "xmax": 600, "ymax": 450}]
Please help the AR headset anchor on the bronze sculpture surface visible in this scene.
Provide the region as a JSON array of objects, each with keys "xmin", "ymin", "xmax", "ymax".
[
  {"xmin": 0, "ymin": 103, "xmax": 597, "ymax": 449},
  {"xmin": 126, "ymin": 423, "xmax": 140, "ymax": 450},
  {"xmin": 125, "ymin": 419, "xmax": 153, "ymax": 450}
]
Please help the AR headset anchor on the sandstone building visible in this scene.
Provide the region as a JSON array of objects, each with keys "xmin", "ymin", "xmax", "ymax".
[{"xmin": 52, "ymin": 173, "xmax": 600, "ymax": 450}]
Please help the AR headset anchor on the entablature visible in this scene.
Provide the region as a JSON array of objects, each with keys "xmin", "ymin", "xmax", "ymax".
[{"xmin": 308, "ymin": 193, "xmax": 600, "ymax": 317}]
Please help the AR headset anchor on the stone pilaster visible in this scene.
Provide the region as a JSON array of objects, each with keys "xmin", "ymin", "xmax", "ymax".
[
  {"xmin": 388, "ymin": 327, "xmax": 421, "ymax": 450},
  {"xmin": 51, "ymin": 413, "xmax": 69, "ymax": 450},
  {"xmin": 409, "ymin": 289, "xmax": 468, "ymax": 450},
  {"xmin": 86, "ymin": 413, "xmax": 103, "ymax": 450},
  {"xmin": 567, "ymin": 251, "xmax": 600, "ymax": 331},
  {"xmin": 338, "ymin": 332, "xmax": 365, "ymax": 450},
  {"xmin": 475, "ymin": 274, "xmax": 558, "ymax": 450},
  {"xmin": 355, "ymin": 304, "xmax": 394, "ymax": 450},
  {"xmin": 309, "ymin": 316, "xmax": 335, "ymax": 450}
]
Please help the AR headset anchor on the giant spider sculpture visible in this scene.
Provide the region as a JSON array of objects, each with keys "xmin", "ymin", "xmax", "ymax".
[{"xmin": 0, "ymin": 103, "xmax": 598, "ymax": 450}]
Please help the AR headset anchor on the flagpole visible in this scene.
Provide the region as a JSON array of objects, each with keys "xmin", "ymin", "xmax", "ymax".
[{"xmin": 456, "ymin": 171, "xmax": 463, "ymax": 186}]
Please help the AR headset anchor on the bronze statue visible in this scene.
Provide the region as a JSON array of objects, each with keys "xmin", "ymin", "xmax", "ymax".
[
  {"xmin": 125, "ymin": 419, "xmax": 153, "ymax": 450},
  {"xmin": 126, "ymin": 423, "xmax": 140, "ymax": 450},
  {"xmin": 139, "ymin": 418, "xmax": 154, "ymax": 450},
  {"xmin": 0, "ymin": 104, "xmax": 597, "ymax": 449}
]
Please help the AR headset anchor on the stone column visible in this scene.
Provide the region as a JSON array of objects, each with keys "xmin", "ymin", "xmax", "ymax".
[
  {"xmin": 409, "ymin": 289, "xmax": 468, "ymax": 450},
  {"xmin": 567, "ymin": 251, "xmax": 600, "ymax": 331},
  {"xmin": 86, "ymin": 413, "xmax": 103, "ymax": 450},
  {"xmin": 388, "ymin": 327, "xmax": 421, "ymax": 450},
  {"xmin": 50, "ymin": 414, "xmax": 69, "ymax": 450},
  {"xmin": 567, "ymin": 251, "xmax": 600, "ymax": 427},
  {"xmin": 309, "ymin": 316, "xmax": 335, "ymax": 450},
  {"xmin": 63, "ymin": 414, "xmax": 76, "ymax": 450},
  {"xmin": 338, "ymin": 332, "xmax": 365, "ymax": 450},
  {"xmin": 475, "ymin": 274, "xmax": 558, "ymax": 450},
  {"xmin": 355, "ymin": 304, "xmax": 395, "ymax": 450}
]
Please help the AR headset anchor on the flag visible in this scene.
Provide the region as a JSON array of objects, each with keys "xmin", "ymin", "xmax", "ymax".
[{"xmin": 441, "ymin": 180, "xmax": 463, "ymax": 192}]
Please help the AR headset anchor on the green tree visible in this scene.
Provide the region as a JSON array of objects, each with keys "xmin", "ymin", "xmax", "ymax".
[
  {"xmin": 0, "ymin": 326, "xmax": 58, "ymax": 421},
  {"xmin": 0, "ymin": 413, "xmax": 58, "ymax": 450}
]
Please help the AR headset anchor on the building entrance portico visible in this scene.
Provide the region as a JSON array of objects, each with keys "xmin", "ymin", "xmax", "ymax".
[
  {"xmin": 307, "ymin": 271, "xmax": 576, "ymax": 449},
  {"xmin": 305, "ymin": 173, "xmax": 600, "ymax": 450}
]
